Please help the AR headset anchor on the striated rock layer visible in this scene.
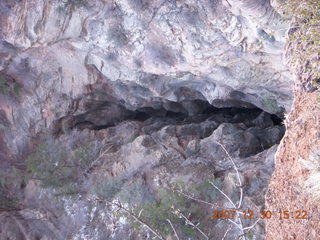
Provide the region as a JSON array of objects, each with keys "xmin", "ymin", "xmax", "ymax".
[
  {"xmin": 0, "ymin": 0, "xmax": 303, "ymax": 239},
  {"xmin": 0, "ymin": 0, "xmax": 292, "ymax": 161}
]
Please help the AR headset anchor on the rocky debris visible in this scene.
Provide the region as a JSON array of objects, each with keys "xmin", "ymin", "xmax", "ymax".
[
  {"xmin": 0, "ymin": 0, "xmax": 295, "ymax": 239},
  {"xmin": 0, "ymin": 102, "xmax": 284, "ymax": 239}
]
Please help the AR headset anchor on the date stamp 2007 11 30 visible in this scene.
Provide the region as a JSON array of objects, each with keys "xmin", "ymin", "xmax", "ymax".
[{"xmin": 211, "ymin": 210, "xmax": 308, "ymax": 220}]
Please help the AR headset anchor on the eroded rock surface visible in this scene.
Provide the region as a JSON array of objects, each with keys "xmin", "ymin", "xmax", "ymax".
[
  {"xmin": 0, "ymin": 0, "xmax": 293, "ymax": 239},
  {"xmin": 0, "ymin": 0, "xmax": 292, "ymax": 160},
  {"xmin": 265, "ymin": 1, "xmax": 320, "ymax": 239},
  {"xmin": 1, "ymin": 113, "xmax": 283, "ymax": 239}
]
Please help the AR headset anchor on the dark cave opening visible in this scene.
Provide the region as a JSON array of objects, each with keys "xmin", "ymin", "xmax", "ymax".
[
  {"xmin": 132, "ymin": 99, "xmax": 284, "ymax": 127},
  {"xmin": 52, "ymin": 99, "xmax": 284, "ymax": 140}
]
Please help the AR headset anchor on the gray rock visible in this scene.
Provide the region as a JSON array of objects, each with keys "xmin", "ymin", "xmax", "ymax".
[{"xmin": 0, "ymin": 0, "xmax": 292, "ymax": 239}]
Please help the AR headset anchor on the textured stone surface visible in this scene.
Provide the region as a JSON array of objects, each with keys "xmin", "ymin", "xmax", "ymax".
[
  {"xmin": 0, "ymin": 0, "xmax": 295, "ymax": 239},
  {"xmin": 265, "ymin": 1, "xmax": 320, "ymax": 239},
  {"xmin": 0, "ymin": 115, "xmax": 281, "ymax": 240},
  {"xmin": 0, "ymin": 0, "xmax": 292, "ymax": 155}
]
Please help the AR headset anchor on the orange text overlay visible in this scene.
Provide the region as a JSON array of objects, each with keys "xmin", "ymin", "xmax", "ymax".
[{"xmin": 211, "ymin": 210, "xmax": 308, "ymax": 220}]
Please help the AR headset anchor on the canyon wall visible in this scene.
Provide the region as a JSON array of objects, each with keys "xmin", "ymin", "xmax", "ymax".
[{"xmin": 0, "ymin": 0, "xmax": 317, "ymax": 239}]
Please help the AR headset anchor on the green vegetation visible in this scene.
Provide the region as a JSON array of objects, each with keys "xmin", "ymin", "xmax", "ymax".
[
  {"xmin": 96, "ymin": 177, "xmax": 222, "ymax": 239},
  {"xmin": 0, "ymin": 74, "xmax": 9, "ymax": 95},
  {"xmin": 246, "ymin": 231, "xmax": 254, "ymax": 239},
  {"xmin": 0, "ymin": 169, "xmax": 21, "ymax": 212},
  {"xmin": 26, "ymin": 141, "xmax": 76, "ymax": 192},
  {"xmin": 26, "ymin": 139, "xmax": 99, "ymax": 194},
  {"xmin": 133, "ymin": 179, "xmax": 222, "ymax": 238},
  {"xmin": 62, "ymin": 0, "xmax": 88, "ymax": 9},
  {"xmin": 135, "ymin": 188, "xmax": 201, "ymax": 237},
  {"xmin": 0, "ymin": 73, "xmax": 21, "ymax": 97},
  {"xmin": 56, "ymin": 0, "xmax": 88, "ymax": 15},
  {"xmin": 95, "ymin": 177, "xmax": 154, "ymax": 205},
  {"xmin": 118, "ymin": 178, "xmax": 154, "ymax": 206},
  {"xmin": 0, "ymin": 185, "xmax": 18, "ymax": 211},
  {"xmin": 193, "ymin": 179, "xmax": 220, "ymax": 202},
  {"xmin": 95, "ymin": 177, "xmax": 125, "ymax": 201},
  {"xmin": 13, "ymin": 82, "xmax": 21, "ymax": 97},
  {"xmin": 277, "ymin": 0, "xmax": 320, "ymax": 90}
]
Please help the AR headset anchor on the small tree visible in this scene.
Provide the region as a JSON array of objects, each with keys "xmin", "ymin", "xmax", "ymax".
[{"xmin": 25, "ymin": 138, "xmax": 100, "ymax": 195}]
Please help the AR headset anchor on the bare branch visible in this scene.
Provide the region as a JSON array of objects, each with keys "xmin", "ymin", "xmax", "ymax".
[
  {"xmin": 222, "ymin": 225, "xmax": 232, "ymax": 240},
  {"xmin": 209, "ymin": 181, "xmax": 236, "ymax": 209},
  {"xmin": 84, "ymin": 144, "xmax": 113, "ymax": 176},
  {"xmin": 173, "ymin": 209, "xmax": 208, "ymax": 240},
  {"xmin": 215, "ymin": 141, "xmax": 243, "ymax": 209},
  {"xmin": 227, "ymin": 219, "xmax": 242, "ymax": 230},
  {"xmin": 166, "ymin": 219, "xmax": 180, "ymax": 240},
  {"xmin": 224, "ymin": 0, "xmax": 232, "ymax": 7},
  {"xmin": 93, "ymin": 198, "xmax": 165, "ymax": 240},
  {"xmin": 243, "ymin": 218, "xmax": 261, "ymax": 231},
  {"xmin": 168, "ymin": 186, "xmax": 217, "ymax": 208}
]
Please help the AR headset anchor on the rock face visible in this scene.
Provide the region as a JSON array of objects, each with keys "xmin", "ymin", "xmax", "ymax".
[
  {"xmin": 0, "ymin": 0, "xmax": 296, "ymax": 239},
  {"xmin": 0, "ymin": 114, "xmax": 283, "ymax": 240},
  {"xmin": 265, "ymin": 0, "xmax": 320, "ymax": 239},
  {"xmin": 0, "ymin": 0, "xmax": 292, "ymax": 142}
]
